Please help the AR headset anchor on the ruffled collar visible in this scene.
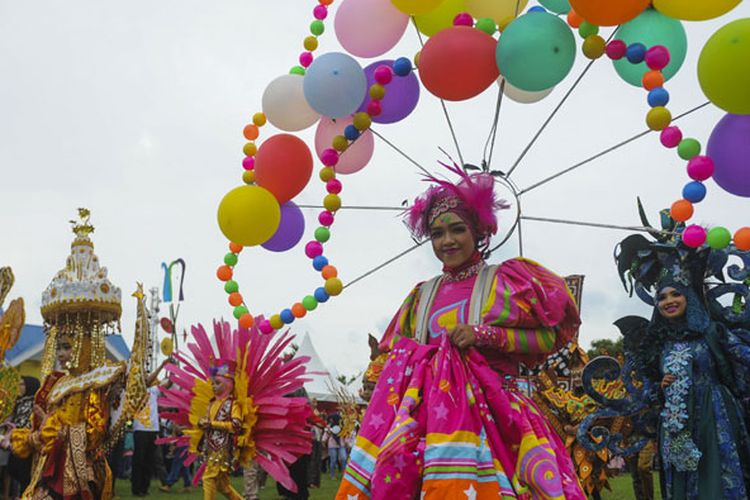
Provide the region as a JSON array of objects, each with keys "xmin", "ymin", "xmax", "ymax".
[{"xmin": 442, "ymin": 251, "xmax": 484, "ymax": 283}]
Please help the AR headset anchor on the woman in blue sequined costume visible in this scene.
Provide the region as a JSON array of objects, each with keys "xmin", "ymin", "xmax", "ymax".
[{"xmin": 614, "ymin": 227, "xmax": 750, "ymax": 499}]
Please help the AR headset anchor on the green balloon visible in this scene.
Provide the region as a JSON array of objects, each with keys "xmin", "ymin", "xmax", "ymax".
[
  {"xmin": 289, "ymin": 66, "xmax": 306, "ymax": 76},
  {"xmin": 707, "ymin": 226, "xmax": 731, "ymax": 249},
  {"xmin": 314, "ymin": 227, "xmax": 331, "ymax": 243},
  {"xmin": 538, "ymin": 0, "xmax": 570, "ymax": 14},
  {"xmin": 224, "ymin": 280, "xmax": 239, "ymax": 294},
  {"xmin": 578, "ymin": 21, "xmax": 599, "ymax": 38},
  {"xmin": 613, "ymin": 8, "xmax": 687, "ymax": 87},
  {"xmin": 224, "ymin": 252, "xmax": 238, "ymax": 266},
  {"xmin": 476, "ymin": 18, "xmax": 497, "ymax": 36},
  {"xmin": 678, "ymin": 138, "xmax": 701, "ymax": 160},
  {"xmin": 310, "ymin": 20, "xmax": 325, "ymax": 36},
  {"xmin": 496, "ymin": 12, "xmax": 576, "ymax": 92},
  {"xmin": 302, "ymin": 295, "xmax": 318, "ymax": 311},
  {"xmin": 233, "ymin": 305, "xmax": 249, "ymax": 319}
]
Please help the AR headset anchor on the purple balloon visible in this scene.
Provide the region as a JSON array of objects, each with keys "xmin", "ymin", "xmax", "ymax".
[
  {"xmin": 357, "ymin": 59, "xmax": 420, "ymax": 124},
  {"xmin": 261, "ymin": 201, "xmax": 305, "ymax": 252},
  {"xmin": 707, "ymin": 113, "xmax": 750, "ymax": 198}
]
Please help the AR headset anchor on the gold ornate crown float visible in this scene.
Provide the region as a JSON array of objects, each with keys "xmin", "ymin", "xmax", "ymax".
[{"xmin": 40, "ymin": 209, "xmax": 122, "ymax": 374}]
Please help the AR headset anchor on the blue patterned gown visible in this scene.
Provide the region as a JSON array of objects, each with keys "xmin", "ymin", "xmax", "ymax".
[{"xmin": 659, "ymin": 333, "xmax": 750, "ymax": 499}]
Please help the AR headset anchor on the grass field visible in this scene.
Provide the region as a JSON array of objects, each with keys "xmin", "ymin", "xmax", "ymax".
[{"xmin": 113, "ymin": 472, "xmax": 660, "ymax": 499}]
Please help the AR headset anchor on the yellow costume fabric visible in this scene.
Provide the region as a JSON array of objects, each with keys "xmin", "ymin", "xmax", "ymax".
[{"xmin": 11, "ymin": 367, "xmax": 124, "ymax": 500}]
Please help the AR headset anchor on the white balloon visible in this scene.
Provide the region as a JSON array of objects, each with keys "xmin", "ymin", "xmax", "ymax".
[
  {"xmin": 262, "ymin": 74, "xmax": 320, "ymax": 131},
  {"xmin": 498, "ymin": 76, "xmax": 554, "ymax": 104}
]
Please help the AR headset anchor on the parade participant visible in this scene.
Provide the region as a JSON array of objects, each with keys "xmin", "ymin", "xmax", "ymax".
[
  {"xmin": 198, "ymin": 359, "xmax": 243, "ymax": 500},
  {"xmin": 615, "ymin": 228, "xmax": 750, "ymax": 500},
  {"xmin": 338, "ymin": 163, "xmax": 585, "ymax": 499},
  {"xmin": 158, "ymin": 320, "xmax": 312, "ymax": 500},
  {"xmin": 6, "ymin": 376, "xmax": 41, "ymax": 496},
  {"xmin": 9, "ymin": 210, "xmax": 150, "ymax": 500}
]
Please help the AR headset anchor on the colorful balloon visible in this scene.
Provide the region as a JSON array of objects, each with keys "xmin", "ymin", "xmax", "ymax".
[
  {"xmin": 707, "ymin": 113, "xmax": 750, "ymax": 197},
  {"xmin": 414, "ymin": 0, "xmax": 467, "ymax": 36},
  {"xmin": 698, "ymin": 19, "xmax": 750, "ymax": 114},
  {"xmin": 254, "ymin": 134, "xmax": 313, "ymax": 204},
  {"xmin": 335, "ymin": 0, "xmax": 409, "ymax": 58},
  {"xmin": 496, "ymin": 12, "xmax": 576, "ymax": 92},
  {"xmin": 315, "ymin": 116, "xmax": 375, "ymax": 174},
  {"xmin": 653, "ymin": 0, "xmax": 741, "ymax": 21},
  {"xmin": 539, "ymin": 0, "xmax": 570, "ymax": 14},
  {"xmin": 613, "ymin": 9, "xmax": 687, "ymax": 87},
  {"xmin": 262, "ymin": 201, "xmax": 306, "ymax": 252},
  {"xmin": 419, "ymin": 26, "xmax": 499, "ymax": 101},
  {"xmin": 498, "ymin": 76, "xmax": 554, "ymax": 103},
  {"xmin": 357, "ymin": 60, "xmax": 420, "ymax": 124},
  {"xmin": 262, "ymin": 74, "xmax": 320, "ymax": 131},
  {"xmin": 217, "ymin": 185, "xmax": 281, "ymax": 246},
  {"xmin": 466, "ymin": 0, "xmax": 529, "ymax": 26},
  {"xmin": 391, "ymin": 0, "xmax": 443, "ymax": 15},
  {"xmin": 304, "ymin": 52, "xmax": 367, "ymax": 118},
  {"xmin": 569, "ymin": 0, "xmax": 649, "ymax": 26}
]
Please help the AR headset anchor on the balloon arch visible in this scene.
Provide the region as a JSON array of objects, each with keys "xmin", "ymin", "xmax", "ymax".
[{"xmin": 212, "ymin": 0, "xmax": 749, "ymax": 332}]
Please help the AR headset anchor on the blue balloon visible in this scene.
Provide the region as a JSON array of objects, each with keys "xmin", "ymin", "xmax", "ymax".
[
  {"xmin": 344, "ymin": 124, "xmax": 360, "ymax": 140},
  {"xmin": 683, "ymin": 181, "xmax": 707, "ymax": 203},
  {"xmin": 626, "ymin": 43, "xmax": 646, "ymax": 64},
  {"xmin": 393, "ymin": 57, "xmax": 412, "ymax": 76},
  {"xmin": 280, "ymin": 309, "xmax": 295, "ymax": 324},
  {"xmin": 313, "ymin": 255, "xmax": 329, "ymax": 271},
  {"xmin": 647, "ymin": 87, "xmax": 669, "ymax": 107},
  {"xmin": 528, "ymin": 6, "xmax": 546, "ymax": 12},
  {"xmin": 303, "ymin": 52, "xmax": 366, "ymax": 118},
  {"xmin": 314, "ymin": 287, "xmax": 330, "ymax": 303}
]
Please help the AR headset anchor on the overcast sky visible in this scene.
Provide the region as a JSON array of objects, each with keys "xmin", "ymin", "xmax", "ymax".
[{"xmin": 2, "ymin": 1, "xmax": 748, "ymax": 377}]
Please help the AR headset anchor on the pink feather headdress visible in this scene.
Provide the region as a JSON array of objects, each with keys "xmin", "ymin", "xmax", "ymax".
[{"xmin": 405, "ymin": 161, "xmax": 510, "ymax": 241}]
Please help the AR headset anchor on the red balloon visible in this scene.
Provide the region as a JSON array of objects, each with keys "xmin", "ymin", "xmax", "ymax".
[
  {"xmin": 569, "ymin": 0, "xmax": 650, "ymax": 26},
  {"xmin": 418, "ymin": 26, "xmax": 499, "ymax": 101},
  {"xmin": 255, "ymin": 134, "xmax": 313, "ymax": 204},
  {"xmin": 160, "ymin": 317, "xmax": 174, "ymax": 333}
]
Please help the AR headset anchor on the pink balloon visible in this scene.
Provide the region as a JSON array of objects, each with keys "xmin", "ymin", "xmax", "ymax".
[
  {"xmin": 315, "ymin": 117, "xmax": 375, "ymax": 175},
  {"xmin": 335, "ymin": 0, "xmax": 409, "ymax": 58}
]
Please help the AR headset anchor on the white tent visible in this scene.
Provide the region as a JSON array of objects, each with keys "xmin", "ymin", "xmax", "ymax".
[{"xmin": 295, "ymin": 331, "xmax": 351, "ymax": 403}]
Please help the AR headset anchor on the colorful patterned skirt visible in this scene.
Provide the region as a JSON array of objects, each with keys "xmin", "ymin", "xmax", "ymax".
[{"xmin": 337, "ymin": 336, "xmax": 585, "ymax": 499}]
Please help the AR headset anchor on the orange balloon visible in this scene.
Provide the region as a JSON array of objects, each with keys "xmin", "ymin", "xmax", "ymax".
[
  {"xmin": 291, "ymin": 303, "xmax": 307, "ymax": 318},
  {"xmin": 229, "ymin": 242, "xmax": 243, "ymax": 254},
  {"xmin": 322, "ymin": 265, "xmax": 338, "ymax": 280},
  {"xmin": 418, "ymin": 26, "xmax": 500, "ymax": 101},
  {"xmin": 216, "ymin": 265, "xmax": 233, "ymax": 282},
  {"xmin": 255, "ymin": 134, "xmax": 313, "ymax": 204},
  {"xmin": 228, "ymin": 292, "xmax": 244, "ymax": 307},
  {"xmin": 239, "ymin": 313, "xmax": 255, "ymax": 329},
  {"xmin": 569, "ymin": 0, "xmax": 649, "ymax": 26},
  {"xmin": 243, "ymin": 124, "xmax": 259, "ymax": 141},
  {"xmin": 567, "ymin": 10, "xmax": 583, "ymax": 28},
  {"xmin": 670, "ymin": 199, "xmax": 694, "ymax": 222},
  {"xmin": 642, "ymin": 70, "xmax": 665, "ymax": 90},
  {"xmin": 734, "ymin": 227, "xmax": 750, "ymax": 251}
]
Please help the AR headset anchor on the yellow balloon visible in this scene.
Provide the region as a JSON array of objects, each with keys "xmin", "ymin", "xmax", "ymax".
[
  {"xmin": 392, "ymin": 0, "xmax": 444, "ymax": 16},
  {"xmin": 414, "ymin": 0, "xmax": 467, "ymax": 36},
  {"xmin": 698, "ymin": 19, "xmax": 750, "ymax": 114},
  {"xmin": 466, "ymin": 0, "xmax": 528, "ymax": 25},
  {"xmin": 217, "ymin": 185, "xmax": 281, "ymax": 246},
  {"xmin": 160, "ymin": 337, "xmax": 173, "ymax": 357},
  {"xmin": 653, "ymin": 0, "xmax": 741, "ymax": 21}
]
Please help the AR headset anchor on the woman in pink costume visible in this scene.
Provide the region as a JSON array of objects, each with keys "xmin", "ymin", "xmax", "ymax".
[{"xmin": 337, "ymin": 164, "xmax": 586, "ymax": 499}]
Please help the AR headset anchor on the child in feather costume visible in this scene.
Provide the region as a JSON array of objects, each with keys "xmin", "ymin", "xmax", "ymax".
[{"xmin": 158, "ymin": 319, "xmax": 312, "ymax": 499}]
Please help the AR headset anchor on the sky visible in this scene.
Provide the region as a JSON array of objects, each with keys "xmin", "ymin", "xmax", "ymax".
[{"xmin": 1, "ymin": 1, "xmax": 749, "ymax": 379}]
